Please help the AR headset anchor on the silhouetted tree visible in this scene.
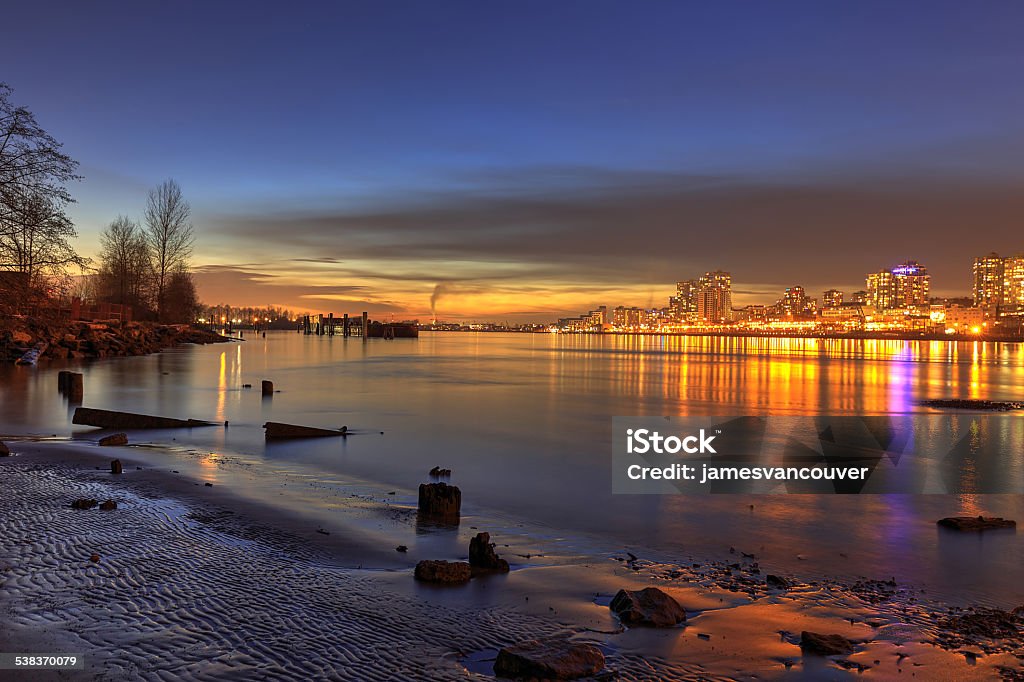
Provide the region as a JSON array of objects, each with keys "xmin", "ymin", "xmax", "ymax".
[
  {"xmin": 0, "ymin": 189, "xmax": 85, "ymax": 300},
  {"xmin": 143, "ymin": 179, "xmax": 194, "ymax": 321},
  {"xmin": 0, "ymin": 83, "xmax": 79, "ymax": 226},
  {"xmin": 97, "ymin": 215, "xmax": 152, "ymax": 312},
  {"xmin": 162, "ymin": 269, "xmax": 199, "ymax": 323}
]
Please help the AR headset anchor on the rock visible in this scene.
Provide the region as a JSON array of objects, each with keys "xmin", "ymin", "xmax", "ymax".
[
  {"xmin": 89, "ymin": 554, "xmax": 100, "ymax": 563},
  {"xmin": 418, "ymin": 482, "xmax": 461, "ymax": 518},
  {"xmin": 940, "ymin": 608, "xmax": 1022, "ymax": 640},
  {"xmin": 99, "ymin": 500, "xmax": 117, "ymax": 511},
  {"xmin": 109, "ymin": 459, "xmax": 123, "ymax": 474},
  {"xmin": 70, "ymin": 498, "xmax": 98, "ymax": 510},
  {"xmin": 610, "ymin": 587, "xmax": 686, "ymax": 627},
  {"xmin": 12, "ymin": 331, "xmax": 32, "ymax": 344},
  {"xmin": 800, "ymin": 631, "xmax": 855, "ymax": 656},
  {"xmin": 396, "ymin": 545, "xmax": 408, "ymax": 553},
  {"xmin": 204, "ymin": 482, "xmax": 213, "ymax": 487},
  {"xmin": 0, "ymin": 441, "xmax": 9, "ymax": 457},
  {"xmin": 493, "ymin": 638, "xmax": 605, "ymax": 680},
  {"xmin": 100, "ymin": 433, "xmax": 128, "ymax": 447},
  {"xmin": 469, "ymin": 532, "xmax": 510, "ymax": 573},
  {"xmin": 414, "ymin": 560, "xmax": 472, "ymax": 584},
  {"xmin": 766, "ymin": 574, "xmax": 791, "ymax": 589},
  {"xmin": 937, "ymin": 516, "xmax": 1016, "ymax": 531}
]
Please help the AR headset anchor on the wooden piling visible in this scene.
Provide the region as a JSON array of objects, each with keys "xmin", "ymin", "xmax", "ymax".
[
  {"xmin": 262, "ymin": 380, "xmax": 274, "ymax": 396},
  {"xmin": 67, "ymin": 372, "xmax": 84, "ymax": 401},
  {"xmin": 343, "ymin": 313, "xmax": 349, "ymax": 337},
  {"xmin": 58, "ymin": 370, "xmax": 71, "ymax": 392},
  {"xmin": 362, "ymin": 311, "xmax": 368, "ymax": 342}
]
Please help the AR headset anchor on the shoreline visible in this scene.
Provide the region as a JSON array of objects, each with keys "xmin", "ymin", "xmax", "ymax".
[{"xmin": 2, "ymin": 439, "xmax": 1021, "ymax": 680}]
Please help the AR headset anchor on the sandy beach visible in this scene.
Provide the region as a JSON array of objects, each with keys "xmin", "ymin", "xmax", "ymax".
[{"xmin": 1, "ymin": 437, "xmax": 1021, "ymax": 681}]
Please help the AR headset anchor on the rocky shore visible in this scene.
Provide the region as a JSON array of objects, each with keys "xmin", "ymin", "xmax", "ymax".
[{"xmin": 1, "ymin": 317, "xmax": 229, "ymax": 362}]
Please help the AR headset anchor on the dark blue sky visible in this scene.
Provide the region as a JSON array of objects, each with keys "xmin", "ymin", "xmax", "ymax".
[{"xmin": 6, "ymin": 1, "xmax": 1024, "ymax": 317}]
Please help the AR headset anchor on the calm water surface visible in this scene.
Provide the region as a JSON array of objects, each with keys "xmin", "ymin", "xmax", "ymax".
[{"xmin": 2, "ymin": 331, "xmax": 1023, "ymax": 606}]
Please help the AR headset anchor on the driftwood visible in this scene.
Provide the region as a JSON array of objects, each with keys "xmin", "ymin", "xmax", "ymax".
[
  {"xmin": 73, "ymin": 407, "xmax": 216, "ymax": 429},
  {"xmin": 263, "ymin": 422, "xmax": 348, "ymax": 440}
]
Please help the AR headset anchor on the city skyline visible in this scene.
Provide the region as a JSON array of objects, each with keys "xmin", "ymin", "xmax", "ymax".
[{"xmin": 5, "ymin": 2, "xmax": 1024, "ymax": 321}]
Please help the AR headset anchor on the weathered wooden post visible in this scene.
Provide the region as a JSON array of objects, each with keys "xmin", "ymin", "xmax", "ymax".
[
  {"xmin": 362, "ymin": 311, "xmax": 368, "ymax": 342},
  {"xmin": 68, "ymin": 372, "xmax": 84, "ymax": 402},
  {"xmin": 328, "ymin": 313, "xmax": 334, "ymax": 336},
  {"xmin": 262, "ymin": 380, "xmax": 274, "ymax": 396},
  {"xmin": 110, "ymin": 459, "xmax": 123, "ymax": 474},
  {"xmin": 58, "ymin": 370, "xmax": 71, "ymax": 392},
  {"xmin": 343, "ymin": 313, "xmax": 349, "ymax": 337}
]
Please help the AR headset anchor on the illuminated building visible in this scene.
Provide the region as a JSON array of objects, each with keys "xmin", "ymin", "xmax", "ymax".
[
  {"xmin": 696, "ymin": 270, "xmax": 732, "ymax": 323},
  {"xmin": 668, "ymin": 279, "xmax": 699, "ymax": 320},
  {"xmin": 849, "ymin": 290, "xmax": 867, "ymax": 304},
  {"xmin": 866, "ymin": 271, "xmax": 894, "ymax": 310},
  {"xmin": 822, "ymin": 289, "xmax": 843, "ymax": 308},
  {"xmin": 866, "ymin": 261, "xmax": 929, "ymax": 311},
  {"xmin": 612, "ymin": 306, "xmax": 657, "ymax": 329},
  {"xmin": 972, "ymin": 253, "xmax": 1004, "ymax": 311},
  {"xmin": 1002, "ymin": 255, "xmax": 1024, "ymax": 314}
]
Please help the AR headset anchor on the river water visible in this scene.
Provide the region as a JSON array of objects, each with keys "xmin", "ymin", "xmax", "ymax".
[{"xmin": 2, "ymin": 331, "xmax": 1022, "ymax": 607}]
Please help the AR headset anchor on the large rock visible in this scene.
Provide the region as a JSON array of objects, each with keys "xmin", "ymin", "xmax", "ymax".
[
  {"xmin": 937, "ymin": 516, "xmax": 1016, "ymax": 532},
  {"xmin": 493, "ymin": 638, "xmax": 605, "ymax": 680},
  {"xmin": 418, "ymin": 482, "xmax": 461, "ymax": 518},
  {"xmin": 610, "ymin": 587, "xmax": 686, "ymax": 627},
  {"xmin": 70, "ymin": 498, "xmax": 98, "ymax": 510},
  {"xmin": 0, "ymin": 441, "xmax": 9, "ymax": 457},
  {"xmin": 469, "ymin": 532, "xmax": 510, "ymax": 573},
  {"xmin": 800, "ymin": 631, "xmax": 855, "ymax": 655},
  {"xmin": 99, "ymin": 433, "xmax": 128, "ymax": 447},
  {"xmin": 414, "ymin": 560, "xmax": 472, "ymax": 584}
]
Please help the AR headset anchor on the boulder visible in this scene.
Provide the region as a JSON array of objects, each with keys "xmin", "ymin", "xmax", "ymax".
[
  {"xmin": 0, "ymin": 441, "xmax": 9, "ymax": 457},
  {"xmin": 766, "ymin": 574, "xmax": 791, "ymax": 589},
  {"xmin": 493, "ymin": 638, "xmax": 605, "ymax": 680},
  {"xmin": 610, "ymin": 587, "xmax": 686, "ymax": 627},
  {"xmin": 469, "ymin": 532, "xmax": 510, "ymax": 573},
  {"xmin": 110, "ymin": 459, "xmax": 123, "ymax": 474},
  {"xmin": 418, "ymin": 482, "xmax": 461, "ymax": 518},
  {"xmin": 100, "ymin": 433, "xmax": 128, "ymax": 447},
  {"xmin": 70, "ymin": 498, "xmax": 98, "ymax": 510},
  {"xmin": 937, "ymin": 516, "xmax": 1016, "ymax": 531},
  {"xmin": 414, "ymin": 560, "xmax": 472, "ymax": 584},
  {"xmin": 800, "ymin": 631, "xmax": 855, "ymax": 656},
  {"xmin": 99, "ymin": 500, "xmax": 117, "ymax": 511}
]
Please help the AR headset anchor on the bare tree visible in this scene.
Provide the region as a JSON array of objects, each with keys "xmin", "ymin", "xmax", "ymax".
[
  {"xmin": 98, "ymin": 215, "xmax": 152, "ymax": 311},
  {"xmin": 0, "ymin": 187, "xmax": 86, "ymax": 300},
  {"xmin": 144, "ymin": 179, "xmax": 194, "ymax": 321},
  {"xmin": 0, "ymin": 83, "xmax": 79, "ymax": 218}
]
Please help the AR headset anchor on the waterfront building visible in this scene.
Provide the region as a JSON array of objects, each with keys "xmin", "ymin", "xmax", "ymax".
[
  {"xmin": 696, "ymin": 270, "xmax": 732, "ymax": 323},
  {"xmin": 822, "ymin": 289, "xmax": 843, "ymax": 308},
  {"xmin": 973, "ymin": 253, "xmax": 1004, "ymax": 311}
]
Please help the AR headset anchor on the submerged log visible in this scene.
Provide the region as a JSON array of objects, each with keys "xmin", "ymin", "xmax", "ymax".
[
  {"xmin": 937, "ymin": 516, "xmax": 1016, "ymax": 532},
  {"xmin": 73, "ymin": 407, "xmax": 216, "ymax": 429},
  {"xmin": 263, "ymin": 422, "xmax": 348, "ymax": 440}
]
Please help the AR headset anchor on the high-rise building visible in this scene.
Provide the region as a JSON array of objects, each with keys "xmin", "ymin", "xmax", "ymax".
[
  {"xmin": 1003, "ymin": 255, "xmax": 1024, "ymax": 314},
  {"xmin": 866, "ymin": 261, "xmax": 929, "ymax": 310},
  {"xmin": 696, "ymin": 271, "xmax": 732, "ymax": 323},
  {"xmin": 866, "ymin": 271, "xmax": 895, "ymax": 310},
  {"xmin": 891, "ymin": 261, "xmax": 930, "ymax": 308},
  {"xmin": 849, "ymin": 290, "xmax": 868, "ymax": 304},
  {"xmin": 668, "ymin": 279, "xmax": 699, "ymax": 319},
  {"xmin": 822, "ymin": 289, "xmax": 843, "ymax": 308},
  {"xmin": 973, "ymin": 253, "xmax": 1004, "ymax": 310},
  {"xmin": 778, "ymin": 285, "xmax": 809, "ymax": 316}
]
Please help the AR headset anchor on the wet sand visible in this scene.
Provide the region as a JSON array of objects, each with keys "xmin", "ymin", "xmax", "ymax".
[{"xmin": 1, "ymin": 439, "xmax": 1022, "ymax": 681}]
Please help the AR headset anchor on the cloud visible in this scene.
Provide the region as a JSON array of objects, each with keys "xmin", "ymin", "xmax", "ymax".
[{"xmin": 198, "ymin": 164, "xmax": 1024, "ymax": 317}]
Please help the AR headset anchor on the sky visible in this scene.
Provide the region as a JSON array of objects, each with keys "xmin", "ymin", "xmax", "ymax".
[{"xmin": 5, "ymin": 1, "xmax": 1024, "ymax": 321}]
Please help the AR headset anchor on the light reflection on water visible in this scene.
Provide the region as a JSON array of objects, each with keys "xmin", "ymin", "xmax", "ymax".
[{"xmin": 1, "ymin": 331, "xmax": 1022, "ymax": 606}]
